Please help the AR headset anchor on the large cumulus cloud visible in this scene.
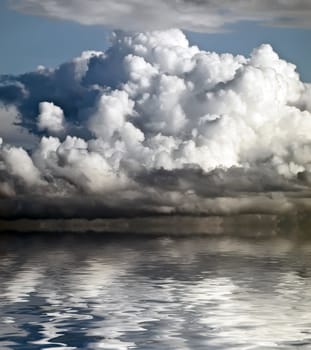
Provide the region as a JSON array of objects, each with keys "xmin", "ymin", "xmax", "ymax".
[
  {"xmin": 1, "ymin": 29, "xmax": 311, "ymax": 218},
  {"xmin": 9, "ymin": 0, "xmax": 311, "ymax": 31}
]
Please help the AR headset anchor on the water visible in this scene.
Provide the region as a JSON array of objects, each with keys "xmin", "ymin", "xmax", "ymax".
[{"xmin": 0, "ymin": 231, "xmax": 311, "ymax": 349}]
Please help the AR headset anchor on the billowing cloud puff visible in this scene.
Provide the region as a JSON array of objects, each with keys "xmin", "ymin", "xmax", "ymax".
[
  {"xmin": 1, "ymin": 145, "xmax": 42, "ymax": 187},
  {"xmin": 1, "ymin": 29, "xmax": 311, "ymax": 218},
  {"xmin": 37, "ymin": 102, "xmax": 66, "ymax": 135},
  {"xmin": 9, "ymin": 0, "xmax": 311, "ymax": 31}
]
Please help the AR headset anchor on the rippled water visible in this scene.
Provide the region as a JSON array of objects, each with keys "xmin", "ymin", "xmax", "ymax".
[{"xmin": 0, "ymin": 231, "xmax": 311, "ymax": 349}]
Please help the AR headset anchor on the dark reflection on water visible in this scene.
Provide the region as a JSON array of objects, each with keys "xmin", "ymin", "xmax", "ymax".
[{"xmin": 0, "ymin": 232, "xmax": 311, "ymax": 349}]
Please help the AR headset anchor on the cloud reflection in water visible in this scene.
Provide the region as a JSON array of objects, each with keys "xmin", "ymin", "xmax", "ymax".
[{"xmin": 0, "ymin": 233, "xmax": 311, "ymax": 349}]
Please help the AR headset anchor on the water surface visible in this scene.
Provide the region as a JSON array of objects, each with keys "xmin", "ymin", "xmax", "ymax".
[{"xmin": 0, "ymin": 231, "xmax": 311, "ymax": 349}]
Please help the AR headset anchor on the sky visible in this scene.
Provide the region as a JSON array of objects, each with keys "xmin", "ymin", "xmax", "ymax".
[
  {"xmin": 0, "ymin": 2, "xmax": 111, "ymax": 76},
  {"xmin": 1, "ymin": 0, "xmax": 311, "ymax": 220}
]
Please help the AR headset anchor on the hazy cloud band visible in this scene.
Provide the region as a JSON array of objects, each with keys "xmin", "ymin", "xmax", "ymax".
[{"xmin": 9, "ymin": 0, "xmax": 311, "ymax": 31}]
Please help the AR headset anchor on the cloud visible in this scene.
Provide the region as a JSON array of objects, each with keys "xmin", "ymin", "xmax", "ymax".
[
  {"xmin": 1, "ymin": 29, "xmax": 311, "ymax": 218},
  {"xmin": 1, "ymin": 144, "xmax": 42, "ymax": 187},
  {"xmin": 9, "ymin": 0, "xmax": 311, "ymax": 32},
  {"xmin": 37, "ymin": 102, "xmax": 66, "ymax": 135}
]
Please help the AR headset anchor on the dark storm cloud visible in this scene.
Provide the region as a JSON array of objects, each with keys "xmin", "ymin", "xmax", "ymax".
[{"xmin": 135, "ymin": 167, "xmax": 307, "ymax": 197}]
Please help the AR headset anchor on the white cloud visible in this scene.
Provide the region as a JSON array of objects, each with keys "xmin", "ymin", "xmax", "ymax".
[
  {"xmin": 1, "ymin": 29, "xmax": 311, "ymax": 217},
  {"xmin": 38, "ymin": 102, "xmax": 66, "ymax": 135},
  {"xmin": 1, "ymin": 144, "xmax": 42, "ymax": 187},
  {"xmin": 88, "ymin": 90, "xmax": 135, "ymax": 140}
]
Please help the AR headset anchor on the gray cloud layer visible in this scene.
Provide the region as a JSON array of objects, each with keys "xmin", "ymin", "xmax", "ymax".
[
  {"xmin": 1, "ymin": 29, "xmax": 311, "ymax": 218},
  {"xmin": 9, "ymin": 0, "xmax": 311, "ymax": 31}
]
